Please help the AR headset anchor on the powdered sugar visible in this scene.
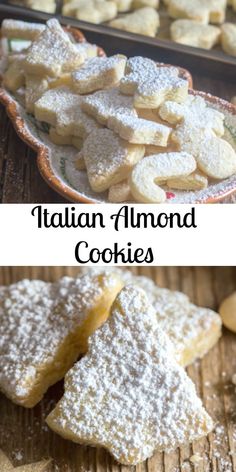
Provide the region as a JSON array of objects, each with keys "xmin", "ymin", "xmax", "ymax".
[{"xmin": 47, "ymin": 285, "xmax": 213, "ymax": 465}]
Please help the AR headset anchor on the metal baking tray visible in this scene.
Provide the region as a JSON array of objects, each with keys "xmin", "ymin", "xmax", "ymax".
[{"xmin": 0, "ymin": 1, "xmax": 235, "ymax": 82}]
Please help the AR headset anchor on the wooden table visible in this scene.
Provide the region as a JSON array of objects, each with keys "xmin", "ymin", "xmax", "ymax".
[{"xmin": 0, "ymin": 266, "xmax": 236, "ymax": 471}]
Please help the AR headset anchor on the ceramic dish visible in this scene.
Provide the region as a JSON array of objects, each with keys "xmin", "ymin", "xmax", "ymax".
[{"xmin": 0, "ymin": 28, "xmax": 235, "ymax": 203}]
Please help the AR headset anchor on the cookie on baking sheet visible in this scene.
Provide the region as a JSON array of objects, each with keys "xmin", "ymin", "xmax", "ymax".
[
  {"xmin": 23, "ymin": 19, "xmax": 85, "ymax": 78},
  {"xmin": 80, "ymin": 128, "xmax": 145, "ymax": 192},
  {"xmin": 170, "ymin": 19, "xmax": 221, "ymax": 49},
  {"xmin": 132, "ymin": 0, "xmax": 159, "ymax": 9},
  {"xmin": 221, "ymin": 23, "xmax": 236, "ymax": 56},
  {"xmin": 63, "ymin": 0, "xmax": 117, "ymax": 23},
  {"xmin": 112, "ymin": 0, "xmax": 133, "ymax": 12},
  {"xmin": 81, "ymin": 268, "xmax": 222, "ymax": 367},
  {"xmin": 35, "ymin": 87, "xmax": 99, "ymax": 139},
  {"xmin": 119, "ymin": 57, "xmax": 189, "ymax": 108},
  {"xmin": 130, "ymin": 152, "xmax": 196, "ymax": 203},
  {"xmin": 72, "ymin": 55, "xmax": 127, "ymax": 94},
  {"xmin": 0, "ymin": 271, "xmax": 123, "ymax": 407},
  {"xmin": 109, "ymin": 7, "xmax": 160, "ymax": 37},
  {"xmin": 167, "ymin": 0, "xmax": 226, "ymax": 24},
  {"xmin": 47, "ymin": 285, "xmax": 213, "ymax": 465}
]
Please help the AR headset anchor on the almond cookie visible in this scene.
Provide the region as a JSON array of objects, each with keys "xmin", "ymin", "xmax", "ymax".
[
  {"xmin": 1, "ymin": 19, "xmax": 45, "ymax": 40},
  {"xmin": 25, "ymin": 74, "xmax": 49, "ymax": 114},
  {"xmin": 167, "ymin": 0, "xmax": 226, "ymax": 25},
  {"xmin": 167, "ymin": 171, "xmax": 208, "ymax": 190},
  {"xmin": 159, "ymin": 95, "xmax": 225, "ymax": 137},
  {"xmin": 80, "ymin": 128, "xmax": 145, "ymax": 191},
  {"xmin": 23, "ymin": 19, "xmax": 85, "ymax": 78},
  {"xmin": 63, "ymin": 0, "xmax": 117, "ymax": 23},
  {"xmin": 170, "ymin": 19, "xmax": 221, "ymax": 49},
  {"xmin": 0, "ymin": 271, "xmax": 123, "ymax": 407},
  {"xmin": 49, "ymin": 128, "xmax": 83, "ymax": 151},
  {"xmin": 221, "ymin": 23, "xmax": 236, "ymax": 56},
  {"xmin": 109, "ymin": 7, "xmax": 160, "ymax": 37},
  {"xmin": 47, "ymin": 285, "xmax": 213, "ymax": 465},
  {"xmin": 72, "ymin": 55, "xmax": 127, "ymax": 94},
  {"xmin": 119, "ymin": 57, "xmax": 189, "ymax": 108},
  {"xmin": 108, "ymin": 113, "xmax": 171, "ymax": 145},
  {"xmin": 112, "ymin": 0, "xmax": 133, "ymax": 12},
  {"xmin": 132, "ymin": 0, "xmax": 159, "ymax": 8},
  {"xmin": 108, "ymin": 180, "xmax": 132, "ymax": 202},
  {"xmin": 81, "ymin": 87, "xmax": 138, "ymax": 125},
  {"xmin": 172, "ymin": 125, "xmax": 236, "ymax": 179},
  {"xmin": 3, "ymin": 54, "xmax": 26, "ymax": 92},
  {"xmin": 130, "ymin": 152, "xmax": 196, "ymax": 202},
  {"xmin": 81, "ymin": 268, "xmax": 222, "ymax": 367},
  {"xmin": 35, "ymin": 87, "xmax": 99, "ymax": 138}
]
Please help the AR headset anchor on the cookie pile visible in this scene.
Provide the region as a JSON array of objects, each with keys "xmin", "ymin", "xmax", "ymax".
[
  {"xmin": 1, "ymin": 19, "xmax": 236, "ymax": 203},
  {"xmin": 0, "ymin": 268, "xmax": 222, "ymax": 464}
]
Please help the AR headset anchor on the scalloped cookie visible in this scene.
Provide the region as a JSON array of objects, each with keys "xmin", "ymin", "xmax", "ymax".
[
  {"xmin": 0, "ymin": 271, "xmax": 123, "ymax": 407},
  {"xmin": 47, "ymin": 285, "xmax": 213, "ymax": 465}
]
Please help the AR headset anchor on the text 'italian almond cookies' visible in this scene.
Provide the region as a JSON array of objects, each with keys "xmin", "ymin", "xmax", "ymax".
[
  {"xmin": 0, "ymin": 271, "xmax": 123, "ymax": 407},
  {"xmin": 47, "ymin": 286, "xmax": 214, "ymax": 465}
]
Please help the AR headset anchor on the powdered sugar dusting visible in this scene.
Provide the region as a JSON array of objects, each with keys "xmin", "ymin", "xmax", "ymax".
[
  {"xmin": 48, "ymin": 285, "xmax": 213, "ymax": 465},
  {"xmin": 0, "ymin": 271, "xmax": 117, "ymax": 401}
]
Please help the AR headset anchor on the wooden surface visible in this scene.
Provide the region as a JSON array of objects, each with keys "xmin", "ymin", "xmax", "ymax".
[{"xmin": 0, "ymin": 266, "xmax": 236, "ymax": 472}]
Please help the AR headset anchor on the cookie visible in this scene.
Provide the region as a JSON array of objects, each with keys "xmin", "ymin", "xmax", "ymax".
[
  {"xmin": 159, "ymin": 95, "xmax": 225, "ymax": 137},
  {"xmin": 132, "ymin": 0, "xmax": 159, "ymax": 8},
  {"xmin": 172, "ymin": 125, "xmax": 236, "ymax": 179},
  {"xmin": 219, "ymin": 292, "xmax": 236, "ymax": 333},
  {"xmin": 130, "ymin": 152, "xmax": 196, "ymax": 202},
  {"xmin": 119, "ymin": 57, "xmax": 189, "ymax": 108},
  {"xmin": 108, "ymin": 113, "xmax": 171, "ymax": 145},
  {"xmin": 109, "ymin": 7, "xmax": 160, "ymax": 37},
  {"xmin": 0, "ymin": 271, "xmax": 123, "ymax": 407},
  {"xmin": 25, "ymin": 0, "xmax": 56, "ymax": 13},
  {"xmin": 47, "ymin": 285, "xmax": 213, "ymax": 465},
  {"xmin": 1, "ymin": 19, "xmax": 45, "ymax": 40},
  {"xmin": 170, "ymin": 19, "xmax": 221, "ymax": 49},
  {"xmin": 3, "ymin": 54, "xmax": 25, "ymax": 92},
  {"xmin": 25, "ymin": 74, "xmax": 49, "ymax": 114},
  {"xmin": 108, "ymin": 180, "xmax": 132, "ymax": 202},
  {"xmin": 167, "ymin": 171, "xmax": 208, "ymax": 190},
  {"xmin": 63, "ymin": 0, "xmax": 117, "ymax": 23},
  {"xmin": 80, "ymin": 128, "xmax": 145, "ymax": 192},
  {"xmin": 23, "ymin": 19, "xmax": 85, "ymax": 78},
  {"xmin": 112, "ymin": 0, "xmax": 133, "ymax": 11},
  {"xmin": 72, "ymin": 55, "xmax": 126, "ymax": 94},
  {"xmin": 221, "ymin": 23, "xmax": 236, "ymax": 56},
  {"xmin": 49, "ymin": 128, "xmax": 83, "ymax": 151},
  {"xmin": 81, "ymin": 87, "xmax": 137, "ymax": 126},
  {"xmin": 81, "ymin": 268, "xmax": 222, "ymax": 367},
  {"xmin": 35, "ymin": 87, "xmax": 99, "ymax": 139},
  {"xmin": 167, "ymin": 0, "xmax": 226, "ymax": 25}
]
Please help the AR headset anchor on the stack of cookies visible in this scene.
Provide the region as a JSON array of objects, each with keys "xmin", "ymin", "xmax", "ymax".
[
  {"xmin": 1, "ymin": 19, "xmax": 236, "ymax": 203},
  {"xmin": 0, "ymin": 268, "xmax": 222, "ymax": 464}
]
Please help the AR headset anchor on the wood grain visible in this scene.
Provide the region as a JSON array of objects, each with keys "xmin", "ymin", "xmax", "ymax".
[{"xmin": 0, "ymin": 267, "xmax": 236, "ymax": 472}]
